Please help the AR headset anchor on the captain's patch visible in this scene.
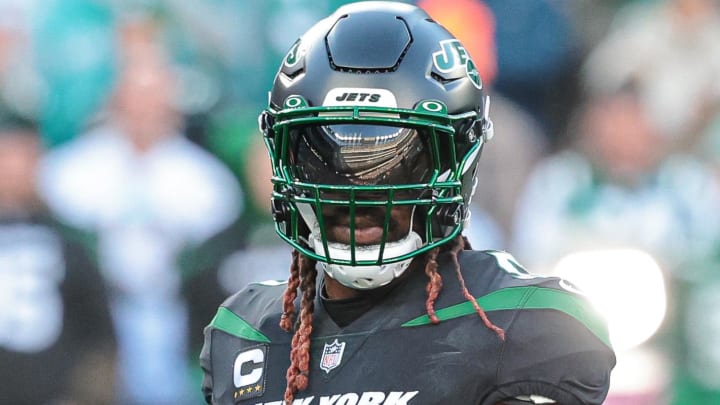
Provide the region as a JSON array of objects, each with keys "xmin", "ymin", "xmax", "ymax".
[{"xmin": 232, "ymin": 344, "xmax": 268, "ymax": 402}]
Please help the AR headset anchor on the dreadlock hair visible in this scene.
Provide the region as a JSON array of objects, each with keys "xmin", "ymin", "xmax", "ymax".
[
  {"xmin": 280, "ymin": 249, "xmax": 317, "ymax": 403},
  {"xmin": 279, "ymin": 233, "xmax": 504, "ymax": 402}
]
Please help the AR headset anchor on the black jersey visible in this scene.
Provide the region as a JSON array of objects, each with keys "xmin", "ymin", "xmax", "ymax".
[
  {"xmin": 200, "ymin": 250, "xmax": 615, "ymax": 405},
  {"xmin": 0, "ymin": 216, "xmax": 116, "ymax": 404}
]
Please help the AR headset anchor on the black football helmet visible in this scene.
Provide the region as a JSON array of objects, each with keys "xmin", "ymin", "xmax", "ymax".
[{"xmin": 259, "ymin": 1, "xmax": 493, "ymax": 289}]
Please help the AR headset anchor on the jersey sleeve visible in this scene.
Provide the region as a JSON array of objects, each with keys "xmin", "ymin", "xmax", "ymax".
[
  {"xmin": 199, "ymin": 325, "xmax": 214, "ymax": 404},
  {"xmin": 198, "ymin": 282, "xmax": 288, "ymax": 404},
  {"xmin": 484, "ymin": 286, "xmax": 616, "ymax": 404}
]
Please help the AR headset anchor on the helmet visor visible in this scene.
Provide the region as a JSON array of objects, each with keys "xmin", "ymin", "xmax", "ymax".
[{"xmin": 288, "ymin": 124, "xmax": 437, "ymax": 186}]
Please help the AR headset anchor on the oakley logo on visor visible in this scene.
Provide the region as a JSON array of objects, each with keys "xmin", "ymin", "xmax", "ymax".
[{"xmin": 323, "ymin": 87, "xmax": 397, "ymax": 108}]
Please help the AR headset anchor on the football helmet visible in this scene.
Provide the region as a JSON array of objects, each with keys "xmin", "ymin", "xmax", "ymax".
[{"xmin": 259, "ymin": 1, "xmax": 493, "ymax": 289}]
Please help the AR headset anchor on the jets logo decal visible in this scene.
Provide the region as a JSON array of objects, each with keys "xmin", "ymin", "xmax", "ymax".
[
  {"xmin": 232, "ymin": 345, "xmax": 268, "ymax": 401},
  {"xmin": 323, "ymin": 87, "xmax": 398, "ymax": 108},
  {"xmin": 284, "ymin": 39, "xmax": 307, "ymax": 67},
  {"xmin": 432, "ymin": 39, "xmax": 482, "ymax": 89}
]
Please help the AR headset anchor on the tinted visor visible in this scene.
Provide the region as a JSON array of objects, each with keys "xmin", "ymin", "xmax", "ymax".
[{"xmin": 288, "ymin": 124, "xmax": 438, "ymax": 185}]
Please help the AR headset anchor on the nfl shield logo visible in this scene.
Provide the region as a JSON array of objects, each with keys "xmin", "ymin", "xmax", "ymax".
[{"xmin": 320, "ymin": 339, "xmax": 346, "ymax": 373}]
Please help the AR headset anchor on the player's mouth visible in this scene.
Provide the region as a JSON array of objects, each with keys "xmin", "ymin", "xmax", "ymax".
[
  {"xmin": 328, "ymin": 224, "xmax": 386, "ymax": 246},
  {"xmin": 321, "ymin": 204, "xmax": 410, "ymax": 245}
]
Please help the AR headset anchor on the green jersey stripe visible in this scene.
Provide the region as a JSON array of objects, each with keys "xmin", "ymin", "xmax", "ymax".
[
  {"xmin": 402, "ymin": 286, "xmax": 611, "ymax": 347},
  {"xmin": 210, "ymin": 307, "xmax": 271, "ymax": 343}
]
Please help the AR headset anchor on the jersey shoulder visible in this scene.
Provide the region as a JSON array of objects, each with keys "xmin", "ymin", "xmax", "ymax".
[
  {"xmin": 427, "ymin": 250, "xmax": 611, "ymax": 343},
  {"xmin": 440, "ymin": 249, "xmax": 612, "ymax": 349},
  {"xmin": 455, "ymin": 249, "xmax": 564, "ymax": 291},
  {"xmin": 206, "ymin": 280, "xmax": 289, "ymax": 343},
  {"xmin": 454, "ymin": 250, "xmax": 615, "ymax": 404}
]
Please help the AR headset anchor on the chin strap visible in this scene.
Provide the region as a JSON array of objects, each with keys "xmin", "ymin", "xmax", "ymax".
[{"xmin": 309, "ymin": 231, "xmax": 422, "ymax": 289}]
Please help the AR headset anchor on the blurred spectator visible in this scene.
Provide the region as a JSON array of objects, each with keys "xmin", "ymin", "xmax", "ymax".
[
  {"xmin": 510, "ymin": 87, "xmax": 720, "ymax": 403},
  {"xmin": 472, "ymin": 94, "xmax": 548, "ymax": 242},
  {"xmin": 512, "ymin": 86, "xmax": 720, "ymax": 276},
  {"xmin": 0, "ymin": 0, "xmax": 43, "ymax": 126},
  {"xmin": 583, "ymin": 0, "xmax": 720, "ymax": 151},
  {"xmin": 38, "ymin": 20, "xmax": 242, "ymax": 405},
  {"xmin": 33, "ymin": 0, "xmax": 118, "ymax": 148},
  {"xmin": 216, "ymin": 137, "xmax": 290, "ymax": 270},
  {"xmin": 676, "ymin": 252, "xmax": 720, "ymax": 404},
  {"xmin": 483, "ymin": 0, "xmax": 582, "ymax": 143},
  {"xmin": 0, "ymin": 117, "xmax": 116, "ymax": 404},
  {"xmin": 671, "ymin": 66, "xmax": 720, "ymax": 404}
]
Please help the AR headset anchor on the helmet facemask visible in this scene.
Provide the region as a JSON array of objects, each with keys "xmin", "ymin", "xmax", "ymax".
[{"xmin": 261, "ymin": 97, "xmax": 490, "ymax": 288}]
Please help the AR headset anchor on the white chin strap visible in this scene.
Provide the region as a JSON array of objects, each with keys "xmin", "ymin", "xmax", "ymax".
[{"xmin": 298, "ymin": 203, "xmax": 423, "ymax": 290}]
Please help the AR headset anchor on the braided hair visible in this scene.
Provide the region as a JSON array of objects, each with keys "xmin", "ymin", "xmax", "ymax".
[{"xmin": 279, "ymin": 233, "xmax": 505, "ymax": 402}]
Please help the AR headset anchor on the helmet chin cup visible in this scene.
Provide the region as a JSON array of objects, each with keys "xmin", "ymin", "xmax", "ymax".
[
  {"xmin": 322, "ymin": 261, "xmax": 412, "ymax": 290},
  {"xmin": 308, "ymin": 230, "xmax": 423, "ymax": 289}
]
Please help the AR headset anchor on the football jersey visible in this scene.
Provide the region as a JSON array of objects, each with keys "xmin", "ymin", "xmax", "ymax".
[
  {"xmin": 0, "ymin": 217, "xmax": 115, "ymax": 404},
  {"xmin": 200, "ymin": 250, "xmax": 615, "ymax": 404}
]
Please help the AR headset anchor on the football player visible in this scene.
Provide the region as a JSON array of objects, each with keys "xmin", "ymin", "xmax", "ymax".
[{"xmin": 201, "ymin": 2, "xmax": 616, "ymax": 404}]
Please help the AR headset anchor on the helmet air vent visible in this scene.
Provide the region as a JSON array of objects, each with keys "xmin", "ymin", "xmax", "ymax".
[{"xmin": 326, "ymin": 12, "xmax": 412, "ymax": 73}]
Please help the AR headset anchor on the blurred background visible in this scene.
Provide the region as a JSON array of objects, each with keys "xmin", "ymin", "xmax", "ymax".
[{"xmin": 1, "ymin": 0, "xmax": 719, "ymax": 404}]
